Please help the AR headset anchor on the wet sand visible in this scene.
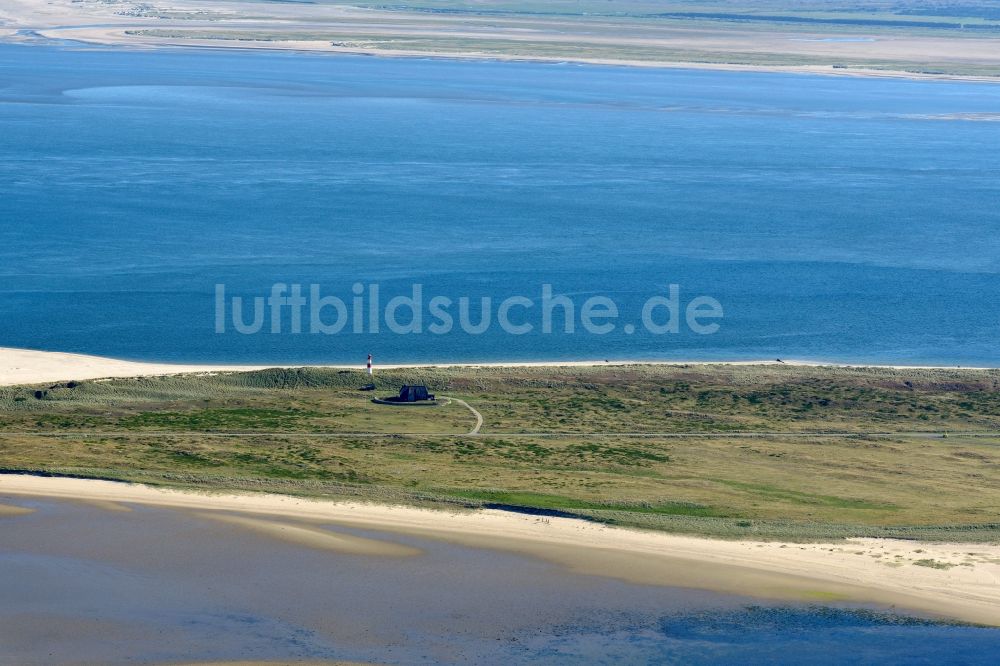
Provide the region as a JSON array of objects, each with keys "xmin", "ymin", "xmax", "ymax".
[
  {"xmin": 1, "ymin": 475, "xmax": 998, "ymax": 628},
  {"xmin": 0, "ymin": 501, "xmax": 34, "ymax": 516},
  {"xmin": 0, "ymin": 493, "xmax": 760, "ymax": 663},
  {"xmin": 173, "ymin": 662, "xmax": 368, "ymax": 665},
  {"xmin": 2, "ymin": 490, "xmax": 998, "ymax": 664},
  {"xmin": 195, "ymin": 512, "xmax": 423, "ymax": 557}
]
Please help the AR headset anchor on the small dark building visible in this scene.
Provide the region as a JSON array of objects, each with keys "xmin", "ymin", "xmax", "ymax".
[
  {"xmin": 373, "ymin": 384, "xmax": 437, "ymax": 405},
  {"xmin": 397, "ymin": 384, "xmax": 434, "ymax": 402}
]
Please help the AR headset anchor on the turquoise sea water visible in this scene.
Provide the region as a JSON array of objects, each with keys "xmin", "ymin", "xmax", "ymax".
[{"xmin": 1, "ymin": 43, "xmax": 998, "ymax": 364}]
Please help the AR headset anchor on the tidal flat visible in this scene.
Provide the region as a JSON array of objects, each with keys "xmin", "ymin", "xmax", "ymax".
[{"xmin": 1, "ymin": 494, "xmax": 999, "ymax": 664}]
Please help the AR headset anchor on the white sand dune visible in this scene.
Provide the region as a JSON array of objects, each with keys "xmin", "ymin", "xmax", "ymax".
[
  {"xmin": 0, "ymin": 347, "xmax": 272, "ymax": 386},
  {"xmin": 0, "ymin": 346, "xmax": 992, "ymax": 387}
]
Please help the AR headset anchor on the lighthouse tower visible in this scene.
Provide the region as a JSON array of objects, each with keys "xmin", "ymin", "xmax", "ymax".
[{"xmin": 359, "ymin": 354, "xmax": 376, "ymax": 391}]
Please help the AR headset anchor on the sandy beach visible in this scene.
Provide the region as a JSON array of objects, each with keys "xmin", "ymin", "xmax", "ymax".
[
  {"xmin": 1, "ymin": 474, "xmax": 998, "ymax": 626},
  {"xmin": 1, "ymin": 346, "xmax": 994, "ymax": 387},
  {"xmin": 0, "ymin": 347, "xmax": 274, "ymax": 387}
]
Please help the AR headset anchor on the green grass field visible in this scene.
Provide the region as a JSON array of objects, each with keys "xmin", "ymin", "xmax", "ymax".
[{"xmin": 2, "ymin": 364, "xmax": 998, "ymax": 541}]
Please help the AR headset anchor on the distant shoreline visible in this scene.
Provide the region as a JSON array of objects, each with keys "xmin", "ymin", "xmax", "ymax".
[
  {"xmin": 7, "ymin": 31, "xmax": 1000, "ymax": 86},
  {"xmin": 1, "ymin": 346, "xmax": 995, "ymax": 387},
  {"xmin": 4, "ymin": 0, "xmax": 1000, "ymax": 85}
]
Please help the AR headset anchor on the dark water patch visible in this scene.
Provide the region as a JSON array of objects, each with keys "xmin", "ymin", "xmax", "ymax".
[
  {"xmin": 481, "ymin": 502, "xmax": 591, "ymax": 519},
  {"xmin": 495, "ymin": 606, "xmax": 1000, "ymax": 664}
]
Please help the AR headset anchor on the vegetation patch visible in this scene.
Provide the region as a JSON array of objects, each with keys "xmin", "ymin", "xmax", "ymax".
[
  {"xmin": 713, "ymin": 480, "xmax": 897, "ymax": 510},
  {"xmin": 912, "ymin": 558, "xmax": 955, "ymax": 570},
  {"xmin": 121, "ymin": 407, "xmax": 324, "ymax": 431},
  {"xmin": 2, "ymin": 364, "xmax": 998, "ymax": 540}
]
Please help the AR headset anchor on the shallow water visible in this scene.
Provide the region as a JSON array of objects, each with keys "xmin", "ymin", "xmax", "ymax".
[
  {"xmin": 0, "ymin": 496, "xmax": 998, "ymax": 664},
  {"xmin": 1, "ymin": 43, "xmax": 999, "ymax": 365}
]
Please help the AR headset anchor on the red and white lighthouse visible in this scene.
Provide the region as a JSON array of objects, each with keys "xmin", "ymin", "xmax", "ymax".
[{"xmin": 366, "ymin": 354, "xmax": 373, "ymax": 377}]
